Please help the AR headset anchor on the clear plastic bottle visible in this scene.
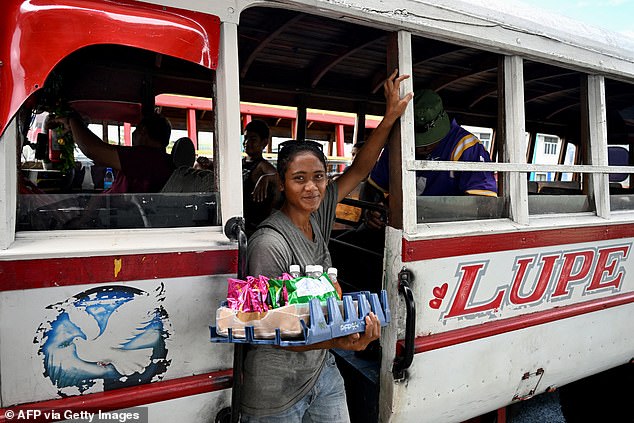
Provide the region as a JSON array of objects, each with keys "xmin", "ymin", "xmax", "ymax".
[
  {"xmin": 327, "ymin": 267, "xmax": 338, "ymax": 283},
  {"xmin": 289, "ymin": 264, "xmax": 301, "ymax": 278},
  {"xmin": 312, "ymin": 265, "xmax": 324, "ymax": 278},
  {"xmin": 327, "ymin": 267, "xmax": 341, "ymax": 299},
  {"xmin": 305, "ymin": 265, "xmax": 315, "ymax": 278},
  {"xmin": 103, "ymin": 167, "xmax": 114, "ymax": 189}
]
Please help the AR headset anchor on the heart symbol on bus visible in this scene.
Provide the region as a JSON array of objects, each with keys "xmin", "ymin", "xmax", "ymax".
[
  {"xmin": 433, "ymin": 283, "xmax": 448, "ymax": 299},
  {"xmin": 429, "ymin": 283, "xmax": 448, "ymax": 310}
]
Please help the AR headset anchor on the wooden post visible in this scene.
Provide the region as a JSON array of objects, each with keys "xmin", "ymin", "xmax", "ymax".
[
  {"xmin": 500, "ymin": 55, "xmax": 528, "ymax": 225},
  {"xmin": 296, "ymin": 96, "xmax": 307, "ymax": 142},
  {"xmin": 387, "ymin": 31, "xmax": 415, "ymax": 232},
  {"xmin": 586, "ymin": 75, "xmax": 610, "ymax": 218}
]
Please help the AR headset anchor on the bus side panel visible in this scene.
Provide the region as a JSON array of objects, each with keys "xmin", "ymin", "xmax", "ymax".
[
  {"xmin": 388, "ymin": 303, "xmax": 634, "ymax": 423},
  {"xmin": 381, "ymin": 229, "xmax": 634, "ymax": 422},
  {"xmin": 410, "ymin": 236, "xmax": 633, "ymax": 334},
  {"xmin": 141, "ymin": 389, "xmax": 230, "ymax": 423},
  {"xmin": 46, "ymin": 389, "xmax": 230, "ymax": 423},
  {"xmin": 79, "ymin": 389, "xmax": 231, "ymax": 423},
  {"xmin": 0, "ymin": 275, "xmax": 232, "ymax": 407}
]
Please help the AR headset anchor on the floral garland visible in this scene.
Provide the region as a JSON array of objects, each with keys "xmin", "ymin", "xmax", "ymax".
[
  {"xmin": 51, "ymin": 115, "xmax": 76, "ymax": 174},
  {"xmin": 36, "ymin": 71, "xmax": 76, "ymax": 174}
]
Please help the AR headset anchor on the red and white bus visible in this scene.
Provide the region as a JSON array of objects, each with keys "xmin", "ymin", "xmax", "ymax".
[{"xmin": 1, "ymin": 0, "xmax": 633, "ymax": 422}]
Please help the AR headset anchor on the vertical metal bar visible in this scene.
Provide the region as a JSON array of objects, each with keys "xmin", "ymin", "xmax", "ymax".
[
  {"xmin": 230, "ymin": 227, "xmax": 247, "ymax": 423},
  {"xmin": 336, "ymin": 124, "xmax": 345, "ymax": 172},
  {"xmin": 223, "ymin": 217, "xmax": 247, "ymax": 423},
  {"xmin": 296, "ymin": 98, "xmax": 307, "ymax": 142},
  {"xmin": 187, "ymin": 108, "xmax": 198, "ymax": 147}
]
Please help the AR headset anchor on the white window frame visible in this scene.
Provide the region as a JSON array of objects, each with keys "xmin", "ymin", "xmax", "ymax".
[
  {"xmin": 0, "ymin": 19, "xmax": 244, "ymax": 256},
  {"xmin": 404, "ymin": 58, "xmax": 634, "ymax": 237}
]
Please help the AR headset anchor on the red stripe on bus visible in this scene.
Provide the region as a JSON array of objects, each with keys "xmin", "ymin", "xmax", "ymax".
[
  {"xmin": 0, "ymin": 250, "xmax": 237, "ymax": 291},
  {"xmin": 402, "ymin": 223, "xmax": 634, "ymax": 261},
  {"xmin": 0, "ymin": 370, "xmax": 233, "ymax": 422},
  {"xmin": 396, "ymin": 292, "xmax": 634, "ymax": 356}
]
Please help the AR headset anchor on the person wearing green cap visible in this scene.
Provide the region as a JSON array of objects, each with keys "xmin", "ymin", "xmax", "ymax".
[
  {"xmin": 369, "ymin": 89, "xmax": 497, "ymax": 197},
  {"xmin": 360, "ymin": 89, "xmax": 497, "ymax": 229}
]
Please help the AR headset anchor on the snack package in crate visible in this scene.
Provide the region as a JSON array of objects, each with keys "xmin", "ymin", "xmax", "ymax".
[{"xmin": 215, "ymin": 271, "xmax": 340, "ymax": 339}]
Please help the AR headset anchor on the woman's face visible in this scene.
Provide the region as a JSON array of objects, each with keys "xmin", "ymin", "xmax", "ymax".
[{"xmin": 281, "ymin": 152, "xmax": 327, "ymax": 214}]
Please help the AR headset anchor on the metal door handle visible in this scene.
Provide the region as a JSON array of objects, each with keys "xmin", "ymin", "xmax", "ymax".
[{"xmin": 392, "ymin": 267, "xmax": 415, "ymax": 380}]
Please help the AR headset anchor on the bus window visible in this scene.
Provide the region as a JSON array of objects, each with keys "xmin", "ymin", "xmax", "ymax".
[
  {"xmin": 523, "ymin": 60, "xmax": 592, "ymax": 215},
  {"xmin": 16, "ymin": 45, "xmax": 219, "ymax": 231},
  {"xmin": 410, "ymin": 34, "xmax": 505, "ymax": 223},
  {"xmin": 606, "ymin": 77, "xmax": 634, "ymax": 211}
]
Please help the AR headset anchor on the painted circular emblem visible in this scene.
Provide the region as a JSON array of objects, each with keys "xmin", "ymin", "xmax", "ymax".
[{"xmin": 35, "ymin": 284, "xmax": 172, "ymax": 395}]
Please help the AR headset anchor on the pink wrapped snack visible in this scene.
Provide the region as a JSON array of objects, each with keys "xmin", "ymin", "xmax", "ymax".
[{"xmin": 227, "ymin": 275, "xmax": 270, "ymax": 312}]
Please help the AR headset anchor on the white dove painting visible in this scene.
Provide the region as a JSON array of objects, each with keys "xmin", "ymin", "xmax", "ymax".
[{"xmin": 36, "ymin": 285, "xmax": 172, "ymax": 395}]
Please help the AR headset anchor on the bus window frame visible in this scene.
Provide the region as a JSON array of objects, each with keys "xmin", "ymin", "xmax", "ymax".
[
  {"xmin": 0, "ymin": 22, "xmax": 243, "ymax": 252},
  {"xmin": 403, "ymin": 59, "xmax": 634, "ymax": 237}
]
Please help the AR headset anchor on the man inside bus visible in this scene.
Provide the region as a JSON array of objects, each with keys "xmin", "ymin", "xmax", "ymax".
[
  {"xmin": 361, "ymin": 88, "xmax": 497, "ymax": 229},
  {"xmin": 53, "ymin": 111, "xmax": 175, "ymax": 193},
  {"xmin": 242, "ymin": 119, "xmax": 281, "ymax": 237}
]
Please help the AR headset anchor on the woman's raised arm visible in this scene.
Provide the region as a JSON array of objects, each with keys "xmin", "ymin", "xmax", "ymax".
[{"xmin": 334, "ymin": 69, "xmax": 412, "ymax": 202}]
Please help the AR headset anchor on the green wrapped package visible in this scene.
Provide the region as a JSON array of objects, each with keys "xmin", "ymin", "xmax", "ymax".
[
  {"xmin": 267, "ymin": 273, "xmax": 339, "ymax": 309},
  {"xmin": 267, "ymin": 278, "xmax": 287, "ymax": 309},
  {"xmin": 286, "ymin": 273, "xmax": 338, "ymax": 304}
]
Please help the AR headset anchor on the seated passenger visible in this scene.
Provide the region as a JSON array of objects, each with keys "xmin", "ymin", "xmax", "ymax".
[
  {"xmin": 368, "ymin": 89, "xmax": 497, "ymax": 197},
  {"xmin": 362, "ymin": 89, "xmax": 497, "ymax": 229},
  {"xmin": 56, "ymin": 112, "xmax": 175, "ymax": 193},
  {"xmin": 242, "ymin": 119, "xmax": 280, "ymax": 236}
]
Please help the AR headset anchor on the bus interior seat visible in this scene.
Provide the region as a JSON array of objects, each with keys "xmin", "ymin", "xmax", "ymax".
[
  {"xmin": 171, "ymin": 137, "xmax": 196, "ymax": 168},
  {"xmin": 528, "ymin": 181, "xmax": 538, "ymax": 194},
  {"xmin": 608, "ymin": 145, "xmax": 630, "ymax": 194},
  {"xmin": 529, "ymin": 180, "xmax": 582, "ymax": 195},
  {"xmin": 160, "ymin": 167, "xmax": 215, "ymax": 193}
]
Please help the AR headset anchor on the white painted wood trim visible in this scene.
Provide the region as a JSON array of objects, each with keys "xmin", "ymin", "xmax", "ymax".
[
  {"xmin": 0, "ymin": 227, "xmax": 229, "ymax": 260},
  {"xmin": 587, "ymin": 75, "xmax": 610, "ymax": 219},
  {"xmin": 215, "ymin": 22, "xmax": 244, "ymax": 233},
  {"xmin": 406, "ymin": 160, "xmax": 634, "ymax": 174},
  {"xmin": 0, "ymin": 119, "xmax": 17, "ymax": 250},
  {"xmin": 146, "ymin": 0, "xmax": 634, "ymax": 81},
  {"xmin": 398, "ymin": 31, "xmax": 417, "ymax": 235},
  {"xmin": 503, "ymin": 55, "xmax": 529, "ymax": 225}
]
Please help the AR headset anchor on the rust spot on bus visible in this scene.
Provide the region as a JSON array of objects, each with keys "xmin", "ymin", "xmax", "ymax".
[{"xmin": 114, "ymin": 258, "xmax": 122, "ymax": 278}]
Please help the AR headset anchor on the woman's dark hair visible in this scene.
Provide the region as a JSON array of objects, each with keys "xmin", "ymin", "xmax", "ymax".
[{"xmin": 277, "ymin": 140, "xmax": 327, "ymax": 179}]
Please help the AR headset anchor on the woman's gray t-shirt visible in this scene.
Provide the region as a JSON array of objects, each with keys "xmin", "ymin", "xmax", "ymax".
[{"xmin": 241, "ymin": 182, "xmax": 338, "ymax": 417}]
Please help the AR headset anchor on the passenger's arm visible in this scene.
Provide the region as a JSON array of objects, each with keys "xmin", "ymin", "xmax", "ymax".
[
  {"xmin": 60, "ymin": 115, "xmax": 122, "ymax": 170},
  {"xmin": 335, "ymin": 70, "xmax": 412, "ymax": 203},
  {"xmin": 251, "ymin": 161, "xmax": 280, "ymax": 203}
]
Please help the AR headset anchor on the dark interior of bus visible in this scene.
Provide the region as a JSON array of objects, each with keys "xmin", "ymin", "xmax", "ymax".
[{"xmin": 13, "ymin": 6, "xmax": 634, "ymax": 422}]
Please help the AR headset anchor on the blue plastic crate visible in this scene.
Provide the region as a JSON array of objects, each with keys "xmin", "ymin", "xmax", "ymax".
[{"xmin": 209, "ymin": 290, "xmax": 390, "ymax": 346}]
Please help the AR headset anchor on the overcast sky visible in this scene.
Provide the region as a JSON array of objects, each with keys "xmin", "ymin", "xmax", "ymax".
[{"xmin": 517, "ymin": 0, "xmax": 634, "ymax": 38}]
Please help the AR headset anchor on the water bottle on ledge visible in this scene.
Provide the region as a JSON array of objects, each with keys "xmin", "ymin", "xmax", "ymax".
[{"xmin": 103, "ymin": 167, "xmax": 114, "ymax": 189}]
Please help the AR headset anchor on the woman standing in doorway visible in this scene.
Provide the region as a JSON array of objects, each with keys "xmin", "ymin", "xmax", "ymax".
[{"xmin": 241, "ymin": 70, "xmax": 412, "ymax": 423}]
